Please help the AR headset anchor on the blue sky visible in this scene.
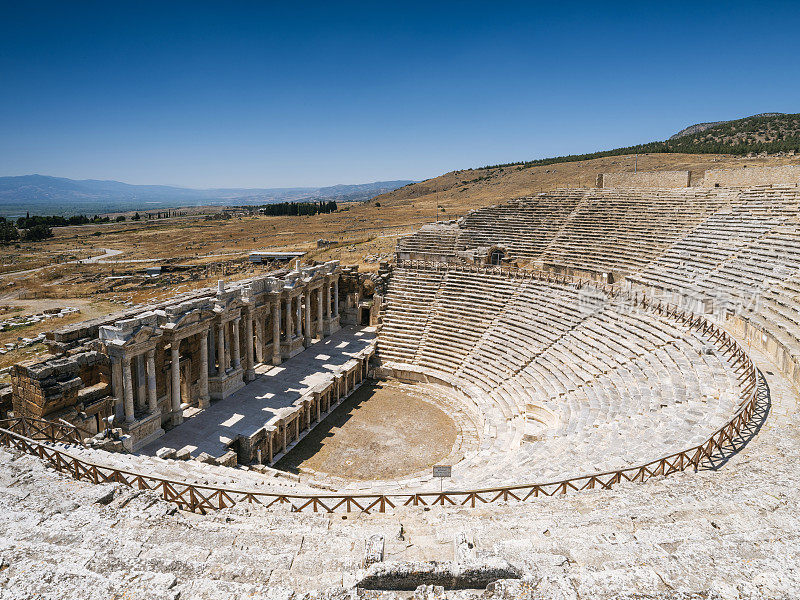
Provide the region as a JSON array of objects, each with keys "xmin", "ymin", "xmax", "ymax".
[{"xmin": 1, "ymin": 1, "xmax": 798, "ymax": 188}]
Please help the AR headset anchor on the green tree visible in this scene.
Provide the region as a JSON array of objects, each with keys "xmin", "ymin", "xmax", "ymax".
[
  {"xmin": 22, "ymin": 224, "xmax": 53, "ymax": 241},
  {"xmin": 0, "ymin": 218, "xmax": 19, "ymax": 244}
]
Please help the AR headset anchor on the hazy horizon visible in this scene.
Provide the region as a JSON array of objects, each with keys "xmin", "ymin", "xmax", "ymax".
[{"xmin": 0, "ymin": 173, "xmax": 414, "ymax": 192}]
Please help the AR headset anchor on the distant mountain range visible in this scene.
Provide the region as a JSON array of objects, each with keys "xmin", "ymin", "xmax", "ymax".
[{"xmin": 0, "ymin": 175, "xmax": 415, "ymax": 217}]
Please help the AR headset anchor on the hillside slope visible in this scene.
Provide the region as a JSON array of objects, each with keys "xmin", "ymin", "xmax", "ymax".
[
  {"xmin": 367, "ymin": 113, "xmax": 800, "ymax": 224},
  {"xmin": 477, "ymin": 112, "xmax": 800, "ymax": 171},
  {"xmin": 368, "ymin": 153, "xmax": 800, "ymax": 226},
  {"xmin": 666, "ymin": 113, "xmax": 800, "ymax": 153}
]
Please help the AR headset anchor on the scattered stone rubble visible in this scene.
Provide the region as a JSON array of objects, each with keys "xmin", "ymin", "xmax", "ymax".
[
  {"xmin": 0, "ymin": 306, "xmax": 80, "ymax": 354},
  {"xmin": 364, "ymin": 252, "xmax": 393, "ymax": 263}
]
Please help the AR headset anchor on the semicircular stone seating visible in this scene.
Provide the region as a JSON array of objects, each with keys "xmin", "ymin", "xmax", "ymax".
[
  {"xmin": 29, "ymin": 185, "xmax": 800, "ymax": 499},
  {"xmin": 376, "ymin": 266, "xmax": 748, "ymax": 490}
]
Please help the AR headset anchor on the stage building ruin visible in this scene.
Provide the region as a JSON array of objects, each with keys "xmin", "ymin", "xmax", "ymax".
[{"xmin": 9, "ymin": 260, "xmax": 383, "ymax": 454}]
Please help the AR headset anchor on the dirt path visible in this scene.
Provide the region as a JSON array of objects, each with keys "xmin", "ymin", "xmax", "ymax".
[
  {"xmin": 0, "ymin": 247, "xmax": 123, "ymax": 279},
  {"xmin": 80, "ymin": 248, "xmax": 123, "ymax": 263}
]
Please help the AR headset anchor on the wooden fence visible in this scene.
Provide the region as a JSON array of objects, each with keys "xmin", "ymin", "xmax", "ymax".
[{"xmin": 0, "ymin": 262, "xmax": 759, "ymax": 514}]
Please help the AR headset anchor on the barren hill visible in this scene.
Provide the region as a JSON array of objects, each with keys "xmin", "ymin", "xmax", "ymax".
[
  {"xmin": 367, "ymin": 152, "xmax": 800, "ymax": 224},
  {"xmin": 367, "ymin": 113, "xmax": 800, "ymax": 222}
]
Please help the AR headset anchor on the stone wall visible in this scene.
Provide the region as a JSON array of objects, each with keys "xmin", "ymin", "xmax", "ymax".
[
  {"xmin": 597, "ymin": 170, "xmax": 690, "ymax": 188},
  {"xmin": 0, "ymin": 385, "xmax": 12, "ymax": 419},
  {"xmin": 701, "ymin": 164, "xmax": 800, "ymax": 187},
  {"xmin": 10, "ymin": 351, "xmax": 112, "ymax": 432},
  {"xmin": 339, "ymin": 266, "xmax": 385, "ymax": 326}
]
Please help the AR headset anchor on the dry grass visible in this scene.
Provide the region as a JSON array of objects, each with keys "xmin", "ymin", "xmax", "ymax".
[
  {"xmin": 0, "ymin": 297, "xmax": 120, "ymax": 382},
  {"xmin": 0, "ymin": 343, "xmax": 48, "ymax": 376},
  {"xmin": 1, "ymin": 152, "xmax": 798, "ymax": 314}
]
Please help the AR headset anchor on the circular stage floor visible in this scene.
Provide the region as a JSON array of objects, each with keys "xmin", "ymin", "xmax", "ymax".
[{"xmin": 275, "ymin": 379, "xmax": 465, "ymax": 481}]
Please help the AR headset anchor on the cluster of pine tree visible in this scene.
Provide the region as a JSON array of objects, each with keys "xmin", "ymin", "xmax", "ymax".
[
  {"xmin": 249, "ymin": 200, "xmax": 338, "ymax": 216},
  {"xmin": 15, "ymin": 213, "xmax": 113, "ymax": 229},
  {"xmin": 0, "ymin": 218, "xmax": 19, "ymax": 244},
  {"xmin": 0, "ymin": 211, "xmax": 132, "ymax": 244},
  {"xmin": 12, "ymin": 210, "xmax": 179, "ymax": 231},
  {"xmin": 0, "ymin": 217, "xmax": 53, "ymax": 243}
]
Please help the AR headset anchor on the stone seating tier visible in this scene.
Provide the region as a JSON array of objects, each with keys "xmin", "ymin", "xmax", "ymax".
[
  {"xmin": 629, "ymin": 187, "xmax": 800, "ymax": 302},
  {"xmin": 375, "ymin": 267, "xmax": 748, "ymax": 488}
]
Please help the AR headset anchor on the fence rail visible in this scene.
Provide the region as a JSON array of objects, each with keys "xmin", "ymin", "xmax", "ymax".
[{"xmin": 0, "ymin": 262, "xmax": 759, "ymax": 514}]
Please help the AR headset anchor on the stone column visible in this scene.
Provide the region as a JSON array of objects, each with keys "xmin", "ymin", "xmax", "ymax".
[
  {"xmin": 254, "ymin": 312, "xmax": 264, "ymax": 364},
  {"xmin": 136, "ymin": 354, "xmax": 146, "ymax": 411},
  {"xmin": 146, "ymin": 349, "xmax": 158, "ymax": 414},
  {"xmin": 334, "ymin": 277, "xmax": 339, "ymax": 317},
  {"xmin": 111, "ymin": 356, "xmax": 124, "ymax": 423},
  {"xmin": 232, "ymin": 317, "xmax": 242, "ymax": 369},
  {"xmin": 217, "ymin": 321, "xmax": 226, "ymax": 373},
  {"xmin": 244, "ymin": 312, "xmax": 255, "ymax": 381},
  {"xmin": 224, "ymin": 321, "xmax": 231, "ymax": 370},
  {"xmin": 295, "ymin": 295, "xmax": 302, "ymax": 339},
  {"xmin": 122, "ymin": 356, "xmax": 135, "ymax": 423},
  {"xmin": 285, "ymin": 298, "xmax": 293, "ymax": 343},
  {"xmin": 272, "ymin": 298, "xmax": 282, "ymax": 365},
  {"xmin": 316, "ymin": 287, "xmax": 324, "ymax": 339},
  {"xmin": 208, "ymin": 325, "xmax": 216, "ymax": 375},
  {"xmin": 198, "ymin": 330, "xmax": 210, "ymax": 408},
  {"xmin": 303, "ymin": 290, "xmax": 312, "ymax": 347},
  {"xmin": 324, "ymin": 281, "xmax": 331, "ymax": 320},
  {"xmin": 170, "ymin": 340, "xmax": 183, "ymax": 425}
]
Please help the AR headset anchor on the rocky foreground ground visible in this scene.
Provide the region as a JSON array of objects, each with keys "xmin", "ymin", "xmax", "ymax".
[{"xmin": 1, "ymin": 350, "xmax": 799, "ymax": 600}]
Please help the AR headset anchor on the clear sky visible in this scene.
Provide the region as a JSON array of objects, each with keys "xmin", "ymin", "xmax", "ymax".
[{"xmin": 1, "ymin": 1, "xmax": 798, "ymax": 188}]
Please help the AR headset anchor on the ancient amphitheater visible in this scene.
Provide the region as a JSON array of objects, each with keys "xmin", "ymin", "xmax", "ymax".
[{"xmin": 2, "ymin": 167, "xmax": 800, "ymax": 599}]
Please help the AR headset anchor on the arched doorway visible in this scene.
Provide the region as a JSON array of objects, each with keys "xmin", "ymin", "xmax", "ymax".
[{"xmin": 360, "ymin": 305, "xmax": 371, "ymax": 325}]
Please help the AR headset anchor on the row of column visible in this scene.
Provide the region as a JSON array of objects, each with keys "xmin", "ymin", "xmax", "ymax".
[
  {"xmin": 173, "ymin": 331, "xmax": 210, "ymax": 419},
  {"xmin": 260, "ymin": 281, "xmax": 339, "ymax": 365},
  {"xmin": 113, "ymin": 277, "xmax": 340, "ymax": 425},
  {"xmin": 202, "ymin": 283, "xmax": 339, "ymax": 380},
  {"xmin": 112, "ymin": 349, "xmax": 159, "ymax": 424},
  {"xmin": 210, "ymin": 317, "xmax": 242, "ymax": 376}
]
